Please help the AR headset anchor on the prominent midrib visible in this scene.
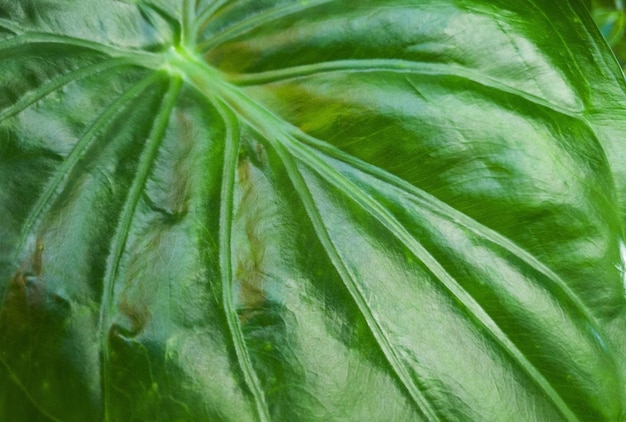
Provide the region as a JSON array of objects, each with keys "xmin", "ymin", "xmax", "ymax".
[
  {"xmin": 165, "ymin": 45, "xmax": 442, "ymax": 420},
  {"xmin": 166, "ymin": 47, "xmax": 596, "ymax": 421},
  {"xmin": 169, "ymin": 47, "xmax": 606, "ymax": 339}
]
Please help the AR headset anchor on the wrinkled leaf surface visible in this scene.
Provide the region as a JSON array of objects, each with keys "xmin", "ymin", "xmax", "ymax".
[{"xmin": 0, "ymin": 1, "xmax": 625, "ymax": 421}]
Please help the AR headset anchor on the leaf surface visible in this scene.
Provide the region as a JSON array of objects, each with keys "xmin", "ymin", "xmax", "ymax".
[{"xmin": 0, "ymin": 1, "xmax": 625, "ymax": 421}]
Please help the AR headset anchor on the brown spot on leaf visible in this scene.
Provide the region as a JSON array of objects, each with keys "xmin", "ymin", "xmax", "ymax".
[
  {"xmin": 32, "ymin": 238, "xmax": 44, "ymax": 276},
  {"xmin": 1, "ymin": 237, "xmax": 46, "ymax": 332},
  {"xmin": 235, "ymin": 157, "xmax": 269, "ymax": 324},
  {"xmin": 116, "ymin": 297, "xmax": 150, "ymax": 337}
]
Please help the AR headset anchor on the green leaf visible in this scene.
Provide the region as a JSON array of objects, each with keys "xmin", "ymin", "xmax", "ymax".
[{"xmin": 1, "ymin": 1, "xmax": 625, "ymax": 421}]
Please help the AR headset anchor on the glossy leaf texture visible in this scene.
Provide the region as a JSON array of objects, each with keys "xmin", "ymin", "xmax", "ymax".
[{"xmin": 0, "ymin": 1, "xmax": 625, "ymax": 421}]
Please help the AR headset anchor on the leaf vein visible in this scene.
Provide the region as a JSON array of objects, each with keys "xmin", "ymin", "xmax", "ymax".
[
  {"xmin": 271, "ymin": 138, "xmax": 442, "ymax": 421},
  {"xmin": 0, "ymin": 32, "xmax": 161, "ymax": 67},
  {"xmin": 9, "ymin": 73, "xmax": 163, "ymax": 273},
  {"xmin": 286, "ymin": 137, "xmax": 582, "ymax": 422},
  {"xmin": 196, "ymin": 0, "xmax": 334, "ymax": 53},
  {"xmin": 215, "ymin": 101, "xmax": 271, "ymax": 422},
  {"xmin": 228, "ymin": 58, "xmax": 581, "ymax": 116},
  {"xmin": 194, "ymin": 0, "xmax": 229, "ymax": 36},
  {"xmin": 0, "ymin": 58, "xmax": 136, "ymax": 123},
  {"xmin": 296, "ymin": 131, "xmax": 606, "ymax": 327},
  {"xmin": 97, "ymin": 76, "xmax": 181, "ymax": 419}
]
